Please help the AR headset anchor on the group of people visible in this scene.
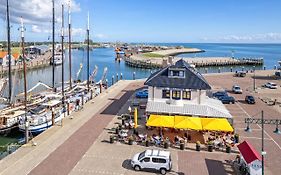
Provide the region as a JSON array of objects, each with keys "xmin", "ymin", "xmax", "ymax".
[{"xmin": 207, "ymin": 132, "xmax": 238, "ymax": 148}]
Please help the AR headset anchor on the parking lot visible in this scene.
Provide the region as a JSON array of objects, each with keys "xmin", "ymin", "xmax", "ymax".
[{"xmin": 205, "ymin": 70, "xmax": 281, "ymax": 175}]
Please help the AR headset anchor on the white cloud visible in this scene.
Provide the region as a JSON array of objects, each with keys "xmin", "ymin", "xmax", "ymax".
[
  {"xmin": 0, "ymin": 0, "xmax": 80, "ymax": 26},
  {"xmin": 202, "ymin": 33, "xmax": 281, "ymax": 42},
  {"xmin": 71, "ymin": 27, "xmax": 83, "ymax": 36},
  {"xmin": 31, "ymin": 25, "xmax": 42, "ymax": 33},
  {"xmin": 95, "ymin": 33, "xmax": 107, "ymax": 39}
]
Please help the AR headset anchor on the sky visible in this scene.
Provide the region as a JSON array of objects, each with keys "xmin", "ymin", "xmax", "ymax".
[{"xmin": 0, "ymin": 0, "xmax": 281, "ymax": 43}]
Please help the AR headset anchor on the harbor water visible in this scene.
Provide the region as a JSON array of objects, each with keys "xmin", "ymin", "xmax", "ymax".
[{"xmin": 2, "ymin": 43, "xmax": 281, "ymax": 99}]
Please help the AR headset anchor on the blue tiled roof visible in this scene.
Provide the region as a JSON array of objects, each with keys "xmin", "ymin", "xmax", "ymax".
[{"xmin": 144, "ymin": 59, "xmax": 211, "ymax": 90}]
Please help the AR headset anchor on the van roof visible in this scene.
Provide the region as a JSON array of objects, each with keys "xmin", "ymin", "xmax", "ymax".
[{"xmin": 145, "ymin": 149, "xmax": 170, "ymax": 158}]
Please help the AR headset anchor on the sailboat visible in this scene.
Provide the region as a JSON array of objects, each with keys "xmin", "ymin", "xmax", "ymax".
[
  {"xmin": 19, "ymin": 2, "xmax": 65, "ymax": 134},
  {"xmin": 0, "ymin": 0, "xmax": 26, "ymax": 135}
]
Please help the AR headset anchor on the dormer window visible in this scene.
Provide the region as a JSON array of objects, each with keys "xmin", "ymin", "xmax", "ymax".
[{"xmin": 169, "ymin": 69, "xmax": 185, "ymax": 78}]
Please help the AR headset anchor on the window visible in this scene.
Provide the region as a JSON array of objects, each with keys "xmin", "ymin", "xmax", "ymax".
[
  {"xmin": 172, "ymin": 90, "xmax": 181, "ymax": 100},
  {"xmin": 162, "ymin": 89, "xmax": 170, "ymax": 99},
  {"xmin": 143, "ymin": 157, "xmax": 150, "ymax": 162},
  {"xmin": 152, "ymin": 158, "xmax": 166, "ymax": 163},
  {"xmin": 182, "ymin": 90, "xmax": 191, "ymax": 100},
  {"xmin": 170, "ymin": 70, "xmax": 185, "ymax": 78}
]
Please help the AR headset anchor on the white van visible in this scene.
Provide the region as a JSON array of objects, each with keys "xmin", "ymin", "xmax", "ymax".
[{"xmin": 131, "ymin": 149, "xmax": 172, "ymax": 174}]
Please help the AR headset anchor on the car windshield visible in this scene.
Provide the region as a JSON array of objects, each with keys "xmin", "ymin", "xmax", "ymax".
[
  {"xmin": 248, "ymin": 96, "xmax": 254, "ymax": 99},
  {"xmin": 138, "ymin": 151, "xmax": 145, "ymax": 160}
]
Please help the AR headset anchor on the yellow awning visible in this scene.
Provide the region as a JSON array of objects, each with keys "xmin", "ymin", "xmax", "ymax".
[
  {"xmin": 174, "ymin": 116, "xmax": 202, "ymax": 130},
  {"xmin": 146, "ymin": 115, "xmax": 174, "ymax": 128},
  {"xmin": 201, "ymin": 118, "xmax": 233, "ymax": 132}
]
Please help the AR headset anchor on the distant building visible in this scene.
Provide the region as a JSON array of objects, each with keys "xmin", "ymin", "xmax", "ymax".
[
  {"xmin": 24, "ymin": 45, "xmax": 49, "ymax": 55},
  {"xmin": 0, "ymin": 51, "xmax": 20, "ymax": 66},
  {"xmin": 144, "ymin": 59, "xmax": 232, "ymax": 119}
]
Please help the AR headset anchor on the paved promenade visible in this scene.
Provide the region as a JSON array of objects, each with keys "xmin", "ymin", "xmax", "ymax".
[{"xmin": 0, "ymin": 80, "xmax": 134, "ymax": 175}]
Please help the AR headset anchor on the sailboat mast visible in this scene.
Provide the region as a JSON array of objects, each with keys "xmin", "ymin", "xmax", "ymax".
[
  {"xmin": 20, "ymin": 17, "xmax": 27, "ymax": 114},
  {"xmin": 20, "ymin": 17, "xmax": 29, "ymax": 144},
  {"xmin": 6, "ymin": 0, "xmax": 12, "ymax": 103},
  {"xmin": 52, "ymin": 0, "xmax": 55, "ymax": 91},
  {"xmin": 68, "ymin": 1, "xmax": 72, "ymax": 89},
  {"xmin": 87, "ymin": 12, "xmax": 90, "ymax": 90},
  {"xmin": 61, "ymin": 4, "xmax": 65, "ymax": 105}
]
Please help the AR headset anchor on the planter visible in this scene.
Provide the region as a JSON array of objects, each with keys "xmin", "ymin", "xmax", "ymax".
[
  {"xmin": 208, "ymin": 145, "xmax": 213, "ymax": 152},
  {"xmin": 226, "ymin": 146, "xmax": 231, "ymax": 153},
  {"xmin": 196, "ymin": 144, "xmax": 201, "ymax": 151},
  {"xmin": 128, "ymin": 139, "xmax": 133, "ymax": 145},
  {"xmin": 180, "ymin": 143, "xmax": 185, "ymax": 150},
  {"xmin": 110, "ymin": 136, "xmax": 114, "ymax": 144},
  {"xmin": 164, "ymin": 142, "xmax": 169, "ymax": 149},
  {"xmin": 145, "ymin": 140, "xmax": 149, "ymax": 147}
]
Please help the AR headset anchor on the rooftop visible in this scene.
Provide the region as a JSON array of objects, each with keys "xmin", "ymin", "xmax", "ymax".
[{"xmin": 144, "ymin": 59, "xmax": 211, "ymax": 90}]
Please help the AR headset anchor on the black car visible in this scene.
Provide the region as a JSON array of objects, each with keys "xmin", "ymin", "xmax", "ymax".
[
  {"xmin": 245, "ymin": 95, "xmax": 255, "ymax": 104},
  {"xmin": 218, "ymin": 96, "xmax": 235, "ymax": 104},
  {"xmin": 213, "ymin": 91, "xmax": 228, "ymax": 99}
]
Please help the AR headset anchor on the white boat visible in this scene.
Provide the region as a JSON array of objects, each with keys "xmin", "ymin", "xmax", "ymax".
[
  {"xmin": 0, "ymin": 109, "xmax": 25, "ymax": 135},
  {"xmin": 19, "ymin": 99, "xmax": 64, "ymax": 134},
  {"xmin": 51, "ymin": 52, "xmax": 64, "ymax": 66}
]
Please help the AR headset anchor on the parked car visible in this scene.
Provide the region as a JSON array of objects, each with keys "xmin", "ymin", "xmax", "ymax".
[
  {"xmin": 218, "ymin": 96, "xmax": 235, "ymax": 104},
  {"xmin": 245, "ymin": 95, "xmax": 255, "ymax": 104},
  {"xmin": 213, "ymin": 91, "xmax": 228, "ymax": 99},
  {"xmin": 232, "ymin": 85, "xmax": 243, "ymax": 94},
  {"xmin": 131, "ymin": 149, "xmax": 172, "ymax": 175},
  {"xmin": 264, "ymin": 82, "xmax": 278, "ymax": 89},
  {"xmin": 234, "ymin": 71, "xmax": 246, "ymax": 77},
  {"xmin": 136, "ymin": 89, "xmax": 148, "ymax": 98}
]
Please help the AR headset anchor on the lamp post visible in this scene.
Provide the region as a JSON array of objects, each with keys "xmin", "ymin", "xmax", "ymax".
[
  {"xmin": 261, "ymin": 111, "xmax": 265, "ymax": 175},
  {"xmin": 253, "ymin": 66, "xmax": 256, "ymax": 92}
]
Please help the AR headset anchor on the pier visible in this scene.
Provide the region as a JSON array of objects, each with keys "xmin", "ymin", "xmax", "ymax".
[
  {"xmin": 0, "ymin": 51, "xmax": 51, "ymax": 75},
  {"xmin": 124, "ymin": 56, "xmax": 263, "ymax": 69}
]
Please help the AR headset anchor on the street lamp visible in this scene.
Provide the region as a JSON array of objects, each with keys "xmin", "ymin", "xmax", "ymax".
[{"xmin": 253, "ymin": 66, "xmax": 256, "ymax": 92}]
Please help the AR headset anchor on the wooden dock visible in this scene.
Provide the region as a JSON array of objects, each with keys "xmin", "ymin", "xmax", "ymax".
[
  {"xmin": 0, "ymin": 51, "xmax": 51, "ymax": 75},
  {"xmin": 123, "ymin": 56, "xmax": 263, "ymax": 69}
]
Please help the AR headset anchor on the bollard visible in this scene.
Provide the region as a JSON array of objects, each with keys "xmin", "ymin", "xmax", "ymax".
[
  {"xmin": 90, "ymin": 89, "xmax": 93, "ymax": 99},
  {"xmin": 105, "ymin": 79, "xmax": 108, "ymax": 89},
  {"xmin": 81, "ymin": 93, "xmax": 84, "ymax": 106},
  {"xmin": 67, "ymin": 102, "xmax": 70, "ymax": 115},
  {"xmin": 230, "ymin": 67, "xmax": 233, "ymax": 72},
  {"xmin": 133, "ymin": 72, "xmax": 136, "ymax": 80},
  {"xmin": 112, "ymin": 76, "xmax": 114, "ymax": 86},
  {"xmin": 120, "ymin": 73, "xmax": 123, "ymax": 80},
  {"xmin": 116, "ymin": 73, "xmax": 119, "ymax": 82}
]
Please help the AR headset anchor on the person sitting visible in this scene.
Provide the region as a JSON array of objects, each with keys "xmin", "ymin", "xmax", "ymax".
[{"xmin": 174, "ymin": 135, "xmax": 180, "ymax": 145}]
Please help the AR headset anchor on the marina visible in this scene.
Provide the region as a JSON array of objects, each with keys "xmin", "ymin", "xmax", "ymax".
[{"xmin": 0, "ymin": 0, "xmax": 281, "ymax": 175}]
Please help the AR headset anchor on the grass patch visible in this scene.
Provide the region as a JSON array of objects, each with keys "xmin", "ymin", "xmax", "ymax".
[
  {"xmin": 142, "ymin": 52, "xmax": 164, "ymax": 58},
  {"xmin": 0, "ymin": 136, "xmax": 18, "ymax": 152}
]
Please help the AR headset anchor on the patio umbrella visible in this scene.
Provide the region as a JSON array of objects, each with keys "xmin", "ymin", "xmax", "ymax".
[
  {"xmin": 146, "ymin": 114, "xmax": 174, "ymax": 128},
  {"xmin": 134, "ymin": 107, "xmax": 138, "ymax": 128},
  {"xmin": 174, "ymin": 116, "xmax": 202, "ymax": 130},
  {"xmin": 201, "ymin": 118, "xmax": 233, "ymax": 132}
]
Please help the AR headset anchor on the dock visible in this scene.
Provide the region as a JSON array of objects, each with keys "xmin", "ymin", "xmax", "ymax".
[
  {"xmin": 0, "ymin": 51, "xmax": 52, "ymax": 75},
  {"xmin": 124, "ymin": 56, "xmax": 263, "ymax": 69}
]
